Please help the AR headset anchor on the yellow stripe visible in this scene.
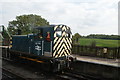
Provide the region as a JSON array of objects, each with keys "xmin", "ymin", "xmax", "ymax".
[
  {"xmin": 60, "ymin": 49, "xmax": 68, "ymax": 57},
  {"xmin": 9, "ymin": 45, "xmax": 12, "ymax": 47},
  {"xmin": 59, "ymin": 25, "xmax": 62, "ymax": 28},
  {"xmin": 54, "ymin": 43, "xmax": 69, "ymax": 58},
  {"xmin": 53, "ymin": 38, "xmax": 71, "ymax": 58},
  {"xmin": 63, "ymin": 38, "xmax": 70, "ymax": 49},
  {"xmin": 10, "ymin": 38, "xmax": 12, "ymax": 47},
  {"xmin": 69, "ymin": 38, "xmax": 72, "ymax": 44},
  {"xmin": 19, "ymin": 56, "xmax": 44, "ymax": 63},
  {"xmin": 57, "ymin": 43, "xmax": 65, "ymax": 55},
  {"xmin": 53, "ymin": 50, "xmax": 57, "ymax": 57},
  {"xmin": 56, "ymin": 38, "xmax": 66, "ymax": 51},
  {"xmin": 54, "ymin": 25, "xmax": 58, "ymax": 30},
  {"xmin": 62, "ymin": 26, "xmax": 66, "ymax": 31},
  {"xmin": 59, "ymin": 47, "xmax": 68, "ymax": 57},
  {"xmin": 66, "ymin": 49, "xmax": 70, "ymax": 55},
  {"xmin": 66, "ymin": 38, "xmax": 72, "ymax": 48},
  {"xmin": 62, "ymin": 32, "xmax": 66, "ymax": 36},
  {"xmin": 10, "ymin": 41, "xmax": 12, "ymax": 44},
  {"xmin": 66, "ymin": 26, "xmax": 69, "ymax": 29},
  {"xmin": 54, "ymin": 32, "xmax": 56, "ymax": 37},
  {"xmin": 53, "ymin": 37, "xmax": 62, "ymax": 50},
  {"xmin": 55, "ymin": 54, "xmax": 59, "ymax": 58},
  {"xmin": 55, "ymin": 44, "xmax": 66, "ymax": 57},
  {"xmin": 64, "ymin": 51, "xmax": 68, "ymax": 56},
  {"xmin": 62, "ymin": 45, "xmax": 70, "ymax": 56},
  {"xmin": 58, "ymin": 49, "xmax": 65, "ymax": 57},
  {"xmin": 55, "ymin": 44, "xmax": 64, "ymax": 58},
  {"xmin": 54, "ymin": 37, "xmax": 58, "ymax": 43}
]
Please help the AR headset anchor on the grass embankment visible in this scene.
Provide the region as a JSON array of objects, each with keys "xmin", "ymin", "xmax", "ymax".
[{"xmin": 79, "ymin": 38, "xmax": 119, "ymax": 47}]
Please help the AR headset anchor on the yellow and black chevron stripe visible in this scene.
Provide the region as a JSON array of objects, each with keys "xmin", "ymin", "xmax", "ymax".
[
  {"xmin": 9, "ymin": 38, "xmax": 12, "ymax": 48},
  {"xmin": 53, "ymin": 25, "xmax": 72, "ymax": 58}
]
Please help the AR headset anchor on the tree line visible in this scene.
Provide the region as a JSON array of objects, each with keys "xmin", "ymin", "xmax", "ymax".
[
  {"xmin": 86, "ymin": 34, "xmax": 120, "ymax": 40},
  {"xmin": 72, "ymin": 33, "xmax": 120, "ymax": 45}
]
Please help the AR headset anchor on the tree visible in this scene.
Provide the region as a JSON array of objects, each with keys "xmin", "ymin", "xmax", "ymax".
[
  {"xmin": 8, "ymin": 14, "xmax": 49, "ymax": 35},
  {"xmin": 0, "ymin": 25, "xmax": 10, "ymax": 39},
  {"xmin": 72, "ymin": 33, "xmax": 81, "ymax": 44}
]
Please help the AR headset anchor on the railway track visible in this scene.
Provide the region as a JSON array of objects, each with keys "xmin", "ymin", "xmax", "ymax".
[
  {"xmin": 2, "ymin": 57, "xmax": 101, "ymax": 80},
  {"xmin": 2, "ymin": 51, "xmax": 103, "ymax": 80},
  {"xmin": 2, "ymin": 57, "xmax": 55, "ymax": 80},
  {"xmin": 2, "ymin": 68, "xmax": 26, "ymax": 80},
  {"xmin": 56, "ymin": 72, "xmax": 84, "ymax": 80},
  {"xmin": 56, "ymin": 70, "xmax": 102, "ymax": 80}
]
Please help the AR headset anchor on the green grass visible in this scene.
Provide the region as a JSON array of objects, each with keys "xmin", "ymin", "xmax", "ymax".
[{"xmin": 79, "ymin": 38, "xmax": 119, "ymax": 47}]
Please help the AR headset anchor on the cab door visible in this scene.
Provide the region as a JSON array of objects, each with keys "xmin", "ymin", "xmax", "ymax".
[
  {"xmin": 44, "ymin": 32, "xmax": 53, "ymax": 57},
  {"xmin": 29, "ymin": 38, "xmax": 43, "ymax": 56},
  {"xmin": 34, "ymin": 41, "xmax": 43, "ymax": 56}
]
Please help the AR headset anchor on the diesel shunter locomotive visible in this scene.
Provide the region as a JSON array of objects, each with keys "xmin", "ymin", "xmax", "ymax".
[{"xmin": 9, "ymin": 24, "xmax": 75, "ymax": 72}]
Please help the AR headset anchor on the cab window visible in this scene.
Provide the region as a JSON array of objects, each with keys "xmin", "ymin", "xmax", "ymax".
[
  {"xmin": 66, "ymin": 33, "xmax": 71, "ymax": 38},
  {"xmin": 33, "ymin": 29, "xmax": 43, "ymax": 39},
  {"xmin": 65, "ymin": 29, "xmax": 71, "ymax": 38},
  {"xmin": 56, "ymin": 31, "xmax": 62, "ymax": 37},
  {"xmin": 33, "ymin": 29, "xmax": 42, "ymax": 34}
]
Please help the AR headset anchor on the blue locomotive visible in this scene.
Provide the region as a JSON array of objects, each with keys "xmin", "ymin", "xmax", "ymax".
[{"xmin": 9, "ymin": 24, "xmax": 74, "ymax": 72}]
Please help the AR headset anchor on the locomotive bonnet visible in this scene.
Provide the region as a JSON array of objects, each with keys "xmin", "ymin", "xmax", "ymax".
[{"xmin": 10, "ymin": 24, "xmax": 72, "ymax": 59}]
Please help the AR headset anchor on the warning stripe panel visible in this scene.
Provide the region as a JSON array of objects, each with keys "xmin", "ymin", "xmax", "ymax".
[
  {"xmin": 54, "ymin": 38, "xmax": 70, "ymax": 53},
  {"xmin": 53, "ymin": 38, "xmax": 72, "ymax": 58},
  {"xmin": 57, "ymin": 45, "xmax": 66, "ymax": 56},
  {"xmin": 54, "ymin": 44, "xmax": 65, "ymax": 57},
  {"xmin": 53, "ymin": 37, "xmax": 62, "ymax": 50},
  {"xmin": 58, "ymin": 49, "xmax": 65, "ymax": 57},
  {"xmin": 53, "ymin": 25, "xmax": 72, "ymax": 58}
]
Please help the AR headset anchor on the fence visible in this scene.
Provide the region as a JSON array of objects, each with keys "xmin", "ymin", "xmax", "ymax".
[{"xmin": 72, "ymin": 44, "xmax": 120, "ymax": 59}]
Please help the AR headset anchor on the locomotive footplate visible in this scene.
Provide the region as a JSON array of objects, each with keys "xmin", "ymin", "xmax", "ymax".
[{"xmin": 8, "ymin": 50, "xmax": 75, "ymax": 72}]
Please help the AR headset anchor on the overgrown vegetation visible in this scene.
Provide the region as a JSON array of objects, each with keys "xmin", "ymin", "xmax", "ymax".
[
  {"xmin": 86, "ymin": 34, "xmax": 120, "ymax": 40},
  {"xmin": 72, "ymin": 33, "xmax": 81, "ymax": 44}
]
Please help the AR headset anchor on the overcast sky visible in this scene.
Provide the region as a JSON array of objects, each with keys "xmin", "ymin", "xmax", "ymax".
[{"xmin": 0, "ymin": 0, "xmax": 119, "ymax": 35}]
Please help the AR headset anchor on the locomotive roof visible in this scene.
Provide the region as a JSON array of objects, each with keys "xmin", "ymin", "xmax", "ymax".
[
  {"xmin": 34, "ymin": 25, "xmax": 54, "ymax": 29},
  {"xmin": 34, "ymin": 24, "xmax": 69, "ymax": 30}
]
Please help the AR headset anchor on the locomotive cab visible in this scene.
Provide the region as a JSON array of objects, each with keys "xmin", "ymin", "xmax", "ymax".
[
  {"xmin": 33, "ymin": 28, "xmax": 43, "ymax": 39},
  {"xmin": 32, "ymin": 26, "xmax": 54, "ymax": 57}
]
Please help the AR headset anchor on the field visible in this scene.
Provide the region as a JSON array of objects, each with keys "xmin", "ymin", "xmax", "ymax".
[{"xmin": 79, "ymin": 38, "xmax": 120, "ymax": 47}]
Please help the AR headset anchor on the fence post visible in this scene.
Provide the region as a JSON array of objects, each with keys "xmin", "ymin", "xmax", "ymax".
[
  {"xmin": 103, "ymin": 48, "xmax": 108, "ymax": 58},
  {"xmin": 77, "ymin": 45, "xmax": 79, "ymax": 55}
]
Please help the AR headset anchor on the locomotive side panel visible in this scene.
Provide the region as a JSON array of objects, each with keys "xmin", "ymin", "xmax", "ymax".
[
  {"xmin": 12, "ymin": 35, "xmax": 30, "ymax": 53},
  {"xmin": 11, "ymin": 27, "xmax": 55, "ymax": 57}
]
